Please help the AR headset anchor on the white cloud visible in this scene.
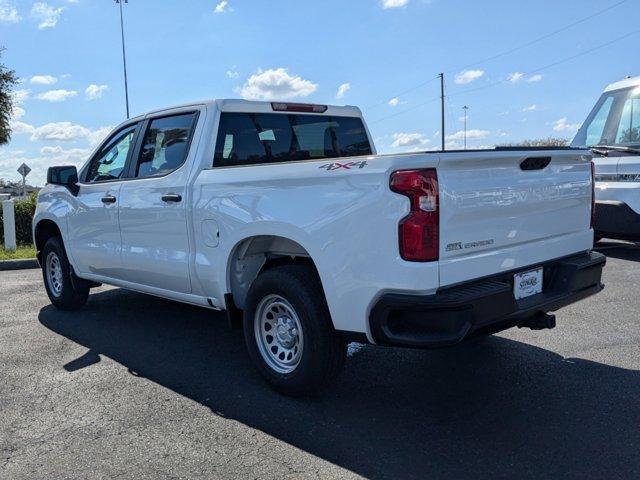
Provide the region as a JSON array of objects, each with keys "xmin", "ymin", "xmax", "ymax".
[
  {"xmin": 336, "ymin": 83, "xmax": 350, "ymax": 99},
  {"xmin": 8, "ymin": 120, "xmax": 35, "ymax": 135},
  {"xmin": 9, "ymin": 119, "xmax": 112, "ymax": 145},
  {"xmin": 391, "ymin": 132, "xmax": 429, "ymax": 148},
  {"xmin": 2, "ymin": 122, "xmax": 111, "ymax": 185},
  {"xmin": 85, "ymin": 84, "xmax": 108, "ymax": 100},
  {"xmin": 239, "ymin": 68, "xmax": 317, "ymax": 100},
  {"xmin": 12, "ymin": 105, "xmax": 25, "ymax": 119},
  {"xmin": 87, "ymin": 126, "xmax": 113, "ymax": 147},
  {"xmin": 36, "ymin": 89, "xmax": 77, "ymax": 102},
  {"xmin": 388, "ymin": 97, "xmax": 399, "ymax": 107},
  {"xmin": 446, "ymin": 129, "xmax": 490, "ymax": 141},
  {"xmin": 508, "ymin": 72, "xmax": 543, "ymax": 84},
  {"xmin": 226, "ymin": 66, "xmax": 239, "ymax": 79},
  {"xmin": 12, "ymin": 89, "xmax": 30, "ymax": 104},
  {"xmin": 522, "ymin": 104, "xmax": 537, "ymax": 112},
  {"xmin": 30, "ymin": 74, "xmax": 57, "ymax": 85},
  {"xmin": 507, "ymin": 72, "xmax": 525, "ymax": 84},
  {"xmin": 30, "ymin": 121, "xmax": 90, "ymax": 141},
  {"xmin": 454, "ymin": 69, "xmax": 484, "ymax": 85},
  {"xmin": 0, "ymin": 146, "xmax": 91, "ymax": 186},
  {"xmin": 40, "ymin": 146, "xmax": 88, "ymax": 158},
  {"xmin": 0, "ymin": 0, "xmax": 20, "ymax": 23},
  {"xmin": 552, "ymin": 117, "xmax": 580, "ymax": 133},
  {"xmin": 30, "ymin": 2, "xmax": 64, "ymax": 29},
  {"xmin": 214, "ymin": 1, "xmax": 230, "ymax": 13},
  {"xmin": 382, "ymin": 0, "xmax": 408, "ymax": 8}
]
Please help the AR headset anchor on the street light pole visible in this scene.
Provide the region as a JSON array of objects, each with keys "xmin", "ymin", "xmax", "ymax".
[
  {"xmin": 115, "ymin": 0, "xmax": 130, "ymax": 119},
  {"xmin": 462, "ymin": 105, "xmax": 469, "ymax": 150},
  {"xmin": 439, "ymin": 73, "xmax": 445, "ymax": 151}
]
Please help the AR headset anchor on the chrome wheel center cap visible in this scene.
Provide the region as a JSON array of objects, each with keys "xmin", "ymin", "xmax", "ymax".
[{"xmin": 275, "ymin": 316, "xmax": 297, "ymax": 348}]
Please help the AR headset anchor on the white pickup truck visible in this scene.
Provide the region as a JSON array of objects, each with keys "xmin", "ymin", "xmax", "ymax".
[{"xmin": 34, "ymin": 99, "xmax": 605, "ymax": 395}]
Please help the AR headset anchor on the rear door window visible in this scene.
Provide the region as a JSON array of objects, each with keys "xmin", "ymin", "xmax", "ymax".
[
  {"xmin": 213, "ymin": 112, "xmax": 372, "ymax": 167},
  {"xmin": 135, "ymin": 112, "xmax": 198, "ymax": 178}
]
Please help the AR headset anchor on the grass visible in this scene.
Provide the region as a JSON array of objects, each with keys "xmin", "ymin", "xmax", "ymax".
[{"xmin": 0, "ymin": 244, "xmax": 37, "ymax": 261}]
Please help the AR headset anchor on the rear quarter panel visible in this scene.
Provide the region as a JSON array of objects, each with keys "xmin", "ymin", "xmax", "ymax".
[{"xmin": 192, "ymin": 153, "xmax": 440, "ymax": 336}]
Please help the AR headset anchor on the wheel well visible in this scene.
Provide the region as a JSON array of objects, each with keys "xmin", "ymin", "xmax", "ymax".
[
  {"xmin": 228, "ymin": 235, "xmax": 319, "ymax": 310},
  {"xmin": 34, "ymin": 220, "xmax": 62, "ymax": 264}
]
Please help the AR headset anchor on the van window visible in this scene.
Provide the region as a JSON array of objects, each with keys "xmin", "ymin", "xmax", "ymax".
[{"xmin": 213, "ymin": 112, "xmax": 372, "ymax": 167}]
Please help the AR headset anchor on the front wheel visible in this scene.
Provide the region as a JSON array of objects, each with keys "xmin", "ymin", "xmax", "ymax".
[
  {"xmin": 243, "ymin": 264, "xmax": 346, "ymax": 396},
  {"xmin": 42, "ymin": 236, "xmax": 89, "ymax": 310}
]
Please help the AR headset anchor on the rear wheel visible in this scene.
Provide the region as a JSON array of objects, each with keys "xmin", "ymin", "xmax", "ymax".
[
  {"xmin": 243, "ymin": 264, "xmax": 346, "ymax": 396},
  {"xmin": 42, "ymin": 236, "xmax": 89, "ymax": 310}
]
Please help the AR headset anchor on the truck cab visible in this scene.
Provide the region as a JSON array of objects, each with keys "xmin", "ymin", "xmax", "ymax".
[{"xmin": 572, "ymin": 75, "xmax": 640, "ymax": 241}]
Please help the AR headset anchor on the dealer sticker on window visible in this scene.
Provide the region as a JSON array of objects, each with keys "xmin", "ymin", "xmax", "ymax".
[{"xmin": 514, "ymin": 267, "xmax": 543, "ymax": 300}]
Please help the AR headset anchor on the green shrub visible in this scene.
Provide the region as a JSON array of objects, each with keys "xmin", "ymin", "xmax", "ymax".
[{"xmin": 0, "ymin": 193, "xmax": 37, "ymax": 246}]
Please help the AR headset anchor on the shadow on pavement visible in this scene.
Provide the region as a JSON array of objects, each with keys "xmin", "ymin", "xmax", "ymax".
[
  {"xmin": 39, "ymin": 288, "xmax": 640, "ymax": 480},
  {"xmin": 595, "ymin": 240, "xmax": 640, "ymax": 262}
]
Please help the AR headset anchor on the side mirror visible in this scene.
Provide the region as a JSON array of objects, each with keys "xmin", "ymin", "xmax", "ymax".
[{"xmin": 47, "ymin": 165, "xmax": 80, "ymax": 196}]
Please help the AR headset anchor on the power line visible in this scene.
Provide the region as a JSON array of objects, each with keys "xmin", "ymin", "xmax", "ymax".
[
  {"xmin": 365, "ymin": 75, "xmax": 439, "ymax": 110},
  {"xmin": 369, "ymin": 27, "xmax": 640, "ymax": 126},
  {"xmin": 447, "ymin": 27, "xmax": 640, "ymax": 101},
  {"xmin": 367, "ymin": 0, "xmax": 628, "ymax": 112},
  {"xmin": 368, "ymin": 95, "xmax": 440, "ymax": 124},
  {"xmin": 446, "ymin": 0, "xmax": 628, "ymax": 75}
]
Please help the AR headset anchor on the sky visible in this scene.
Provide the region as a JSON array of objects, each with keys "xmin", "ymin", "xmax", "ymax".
[{"xmin": 0, "ymin": 0, "xmax": 638, "ymax": 185}]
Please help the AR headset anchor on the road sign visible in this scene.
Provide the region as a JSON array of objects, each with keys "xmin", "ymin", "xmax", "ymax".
[
  {"xmin": 17, "ymin": 163, "xmax": 31, "ymax": 177},
  {"xmin": 17, "ymin": 163, "xmax": 31, "ymax": 198}
]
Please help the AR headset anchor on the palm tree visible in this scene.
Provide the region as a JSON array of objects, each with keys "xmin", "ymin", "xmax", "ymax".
[{"xmin": 0, "ymin": 48, "xmax": 19, "ymax": 146}]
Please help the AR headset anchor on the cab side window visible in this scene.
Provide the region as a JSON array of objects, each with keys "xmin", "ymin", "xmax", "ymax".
[
  {"xmin": 135, "ymin": 113, "xmax": 197, "ymax": 178},
  {"xmin": 86, "ymin": 125, "xmax": 137, "ymax": 183}
]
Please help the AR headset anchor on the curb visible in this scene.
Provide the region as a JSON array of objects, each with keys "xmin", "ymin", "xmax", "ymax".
[{"xmin": 0, "ymin": 258, "xmax": 39, "ymax": 271}]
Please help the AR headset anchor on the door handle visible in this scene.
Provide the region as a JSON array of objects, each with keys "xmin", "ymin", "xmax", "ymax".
[
  {"xmin": 161, "ymin": 193, "xmax": 182, "ymax": 203},
  {"xmin": 101, "ymin": 195, "xmax": 117, "ymax": 204}
]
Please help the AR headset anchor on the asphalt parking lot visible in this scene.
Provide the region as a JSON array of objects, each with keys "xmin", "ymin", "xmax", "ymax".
[{"xmin": 1, "ymin": 242, "xmax": 640, "ymax": 480}]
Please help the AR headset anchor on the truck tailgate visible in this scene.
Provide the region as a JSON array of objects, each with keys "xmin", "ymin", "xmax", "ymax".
[{"xmin": 437, "ymin": 150, "xmax": 593, "ymax": 287}]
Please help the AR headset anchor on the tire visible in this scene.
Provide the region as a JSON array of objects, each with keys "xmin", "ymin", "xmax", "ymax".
[
  {"xmin": 243, "ymin": 264, "xmax": 346, "ymax": 396},
  {"xmin": 41, "ymin": 236, "xmax": 89, "ymax": 310}
]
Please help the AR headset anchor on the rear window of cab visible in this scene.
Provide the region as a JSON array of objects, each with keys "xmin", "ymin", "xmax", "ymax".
[{"xmin": 213, "ymin": 112, "xmax": 372, "ymax": 167}]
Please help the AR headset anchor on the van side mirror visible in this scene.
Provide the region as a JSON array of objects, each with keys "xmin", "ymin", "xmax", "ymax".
[{"xmin": 47, "ymin": 165, "xmax": 80, "ymax": 196}]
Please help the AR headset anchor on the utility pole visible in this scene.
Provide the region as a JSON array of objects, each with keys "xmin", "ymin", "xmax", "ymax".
[
  {"xmin": 115, "ymin": 0, "xmax": 130, "ymax": 119},
  {"xmin": 439, "ymin": 73, "xmax": 445, "ymax": 151},
  {"xmin": 462, "ymin": 105, "xmax": 469, "ymax": 150}
]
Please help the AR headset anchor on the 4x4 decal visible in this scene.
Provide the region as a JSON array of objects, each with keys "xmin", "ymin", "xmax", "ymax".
[{"xmin": 319, "ymin": 160, "xmax": 368, "ymax": 171}]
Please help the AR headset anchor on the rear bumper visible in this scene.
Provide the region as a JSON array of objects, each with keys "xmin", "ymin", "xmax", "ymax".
[
  {"xmin": 595, "ymin": 200, "xmax": 640, "ymax": 240},
  {"xmin": 369, "ymin": 251, "xmax": 605, "ymax": 348}
]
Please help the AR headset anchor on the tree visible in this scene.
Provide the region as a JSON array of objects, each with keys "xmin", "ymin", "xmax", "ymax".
[
  {"xmin": 500, "ymin": 137, "xmax": 570, "ymax": 147},
  {"xmin": 0, "ymin": 48, "xmax": 19, "ymax": 146},
  {"xmin": 618, "ymin": 127, "xmax": 640, "ymax": 144}
]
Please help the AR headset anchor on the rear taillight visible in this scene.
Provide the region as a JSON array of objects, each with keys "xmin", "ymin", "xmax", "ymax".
[
  {"xmin": 390, "ymin": 169, "xmax": 439, "ymax": 262},
  {"xmin": 590, "ymin": 161, "xmax": 596, "ymax": 229}
]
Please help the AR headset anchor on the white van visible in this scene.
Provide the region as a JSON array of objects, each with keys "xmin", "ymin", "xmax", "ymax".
[{"xmin": 572, "ymin": 76, "xmax": 640, "ymax": 241}]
